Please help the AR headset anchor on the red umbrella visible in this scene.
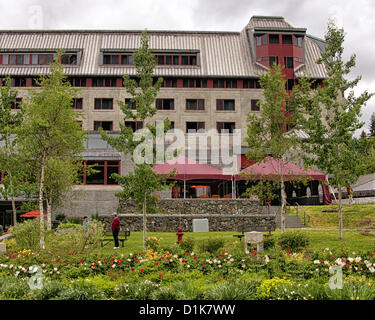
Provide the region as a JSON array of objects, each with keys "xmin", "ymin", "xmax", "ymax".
[{"xmin": 20, "ymin": 210, "xmax": 47, "ymax": 218}]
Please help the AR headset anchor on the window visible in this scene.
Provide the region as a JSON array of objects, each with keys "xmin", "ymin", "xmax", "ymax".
[
  {"xmin": 103, "ymin": 54, "xmax": 134, "ymax": 65},
  {"xmin": 68, "ymin": 77, "xmax": 86, "ymax": 87},
  {"xmin": 61, "ymin": 54, "xmax": 77, "ymax": 65},
  {"xmin": 286, "ymin": 79, "xmax": 295, "ymax": 91},
  {"xmin": 294, "ymin": 36, "xmax": 303, "ymax": 47},
  {"xmin": 94, "ymin": 121, "xmax": 113, "ymax": 131},
  {"xmin": 161, "ymin": 78, "xmax": 177, "ymax": 88},
  {"xmin": 269, "ymin": 56, "xmax": 279, "ymax": 67},
  {"xmin": 213, "ymin": 79, "xmax": 237, "ymax": 88},
  {"xmin": 182, "ymin": 78, "xmax": 207, "ymax": 88},
  {"xmin": 92, "ymin": 78, "xmax": 117, "ymax": 87},
  {"xmin": 72, "ymin": 98, "xmax": 83, "ymax": 110},
  {"xmin": 251, "ymin": 99, "xmax": 260, "ymax": 112},
  {"xmin": 217, "ymin": 122, "xmax": 235, "ymax": 134},
  {"xmin": 186, "ymin": 122, "xmax": 205, "ymax": 133},
  {"xmin": 13, "ymin": 77, "xmax": 27, "ymax": 87},
  {"xmin": 156, "ymin": 99, "xmax": 174, "ymax": 110},
  {"xmin": 125, "ymin": 98, "xmax": 137, "ymax": 110},
  {"xmin": 186, "ymin": 99, "xmax": 204, "ymax": 111},
  {"xmin": 155, "ymin": 54, "xmax": 197, "ymax": 66},
  {"xmin": 216, "ymin": 99, "xmax": 235, "ymax": 111},
  {"xmin": 282, "ymin": 35, "xmax": 293, "ymax": 45},
  {"xmin": 284, "ymin": 57, "xmax": 294, "ymax": 69},
  {"xmin": 124, "ymin": 121, "xmax": 143, "ymax": 132},
  {"xmin": 269, "ymin": 34, "xmax": 280, "ymax": 44},
  {"xmin": 11, "ymin": 98, "xmax": 22, "ymax": 110},
  {"xmin": 243, "ymin": 79, "xmax": 255, "ymax": 89},
  {"xmin": 83, "ymin": 160, "xmax": 120, "ymax": 185},
  {"xmin": 94, "ymin": 98, "xmax": 113, "ymax": 110},
  {"xmin": 256, "ymin": 34, "xmax": 267, "ymax": 46}
]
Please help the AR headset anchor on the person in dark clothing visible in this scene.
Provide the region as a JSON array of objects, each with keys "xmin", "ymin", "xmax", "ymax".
[{"xmin": 111, "ymin": 212, "xmax": 120, "ymax": 249}]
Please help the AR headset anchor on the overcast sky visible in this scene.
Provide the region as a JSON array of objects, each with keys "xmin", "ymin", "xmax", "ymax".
[{"xmin": 0, "ymin": 0, "xmax": 374, "ymax": 133}]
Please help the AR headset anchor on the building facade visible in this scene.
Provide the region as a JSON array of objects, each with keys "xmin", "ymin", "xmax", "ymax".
[{"xmin": 0, "ymin": 16, "xmax": 328, "ymax": 217}]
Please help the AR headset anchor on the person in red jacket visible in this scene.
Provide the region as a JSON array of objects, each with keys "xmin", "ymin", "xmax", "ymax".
[{"xmin": 111, "ymin": 212, "xmax": 121, "ymax": 249}]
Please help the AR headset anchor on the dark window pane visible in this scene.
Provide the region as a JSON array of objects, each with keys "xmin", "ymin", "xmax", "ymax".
[
  {"xmin": 224, "ymin": 100, "xmax": 235, "ymax": 111},
  {"xmin": 16, "ymin": 55, "xmax": 23, "ymax": 65},
  {"xmin": 111, "ymin": 55, "xmax": 119, "ymax": 64},
  {"xmin": 186, "ymin": 99, "xmax": 197, "ymax": 110},
  {"xmin": 103, "ymin": 55, "xmax": 111, "ymax": 65},
  {"xmin": 190, "ymin": 56, "xmax": 197, "ymax": 65},
  {"xmin": 102, "ymin": 98, "xmax": 113, "ymax": 109},
  {"xmin": 198, "ymin": 99, "xmax": 204, "ymax": 110},
  {"xmin": 70, "ymin": 55, "xmax": 77, "ymax": 65},
  {"xmin": 251, "ymin": 99, "xmax": 260, "ymax": 111},
  {"xmin": 9, "ymin": 55, "xmax": 16, "ymax": 65},
  {"xmin": 166, "ymin": 56, "xmax": 172, "ymax": 65},
  {"xmin": 269, "ymin": 34, "xmax": 279, "ymax": 44},
  {"xmin": 31, "ymin": 54, "xmax": 38, "ymax": 65},
  {"xmin": 183, "ymin": 79, "xmax": 188, "ymax": 87},
  {"xmin": 173, "ymin": 56, "xmax": 179, "ymax": 65},
  {"xmin": 217, "ymin": 100, "xmax": 223, "ymax": 110},
  {"xmin": 282, "ymin": 35, "xmax": 293, "ymax": 44},
  {"xmin": 107, "ymin": 161, "xmax": 120, "ymax": 166},
  {"xmin": 46, "ymin": 55, "xmax": 54, "ymax": 64},
  {"xmin": 86, "ymin": 166, "xmax": 105, "ymax": 185},
  {"xmin": 157, "ymin": 55, "xmax": 165, "ymax": 65},
  {"xmin": 75, "ymin": 98, "xmax": 83, "ymax": 109},
  {"xmin": 156, "ymin": 99, "xmax": 162, "ymax": 110},
  {"xmin": 128, "ymin": 55, "xmax": 134, "ymax": 65},
  {"xmin": 125, "ymin": 98, "xmax": 136, "ymax": 110},
  {"xmin": 181, "ymin": 56, "xmax": 189, "ymax": 65},
  {"xmin": 94, "ymin": 99, "xmax": 101, "ymax": 109},
  {"xmin": 61, "ymin": 55, "xmax": 69, "ymax": 64},
  {"xmin": 121, "ymin": 55, "xmax": 127, "ymax": 64},
  {"xmin": 107, "ymin": 166, "xmax": 119, "ymax": 185}
]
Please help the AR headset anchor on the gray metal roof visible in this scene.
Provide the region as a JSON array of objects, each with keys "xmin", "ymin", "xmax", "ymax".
[{"xmin": 0, "ymin": 17, "xmax": 327, "ymax": 79}]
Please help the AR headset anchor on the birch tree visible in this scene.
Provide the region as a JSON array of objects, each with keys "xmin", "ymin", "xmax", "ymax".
[{"xmin": 18, "ymin": 56, "xmax": 85, "ymax": 248}]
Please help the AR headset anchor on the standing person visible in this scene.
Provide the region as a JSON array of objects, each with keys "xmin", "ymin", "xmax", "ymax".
[{"xmin": 111, "ymin": 212, "xmax": 120, "ymax": 249}]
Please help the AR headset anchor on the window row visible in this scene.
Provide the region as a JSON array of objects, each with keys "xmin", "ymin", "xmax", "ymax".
[
  {"xmin": 0, "ymin": 53, "xmax": 77, "ymax": 65},
  {"xmin": 102, "ymin": 53, "xmax": 198, "ymax": 66},
  {"xmin": 255, "ymin": 34, "xmax": 304, "ymax": 47},
  {"xmin": 93, "ymin": 120, "xmax": 238, "ymax": 134},
  {"xmin": 257, "ymin": 56, "xmax": 295, "ymax": 69},
  {"xmin": 0, "ymin": 77, "xmax": 265, "ymax": 89}
]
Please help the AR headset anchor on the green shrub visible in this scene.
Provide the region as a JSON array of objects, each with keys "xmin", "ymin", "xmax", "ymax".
[
  {"xmin": 263, "ymin": 236, "xmax": 276, "ymax": 250},
  {"xmin": 169, "ymin": 281, "xmax": 205, "ymax": 300},
  {"xmin": 150, "ymin": 286, "xmax": 178, "ymax": 300},
  {"xmin": 277, "ymin": 232, "xmax": 309, "ymax": 252},
  {"xmin": 55, "ymin": 214, "xmax": 66, "ymax": 222},
  {"xmin": 179, "ymin": 237, "xmax": 195, "ymax": 253},
  {"xmin": 115, "ymin": 280, "xmax": 160, "ymax": 300},
  {"xmin": 145, "ymin": 237, "xmax": 162, "ymax": 252},
  {"xmin": 32, "ymin": 281, "xmax": 65, "ymax": 300},
  {"xmin": 12, "ymin": 219, "xmax": 43, "ymax": 251},
  {"xmin": 0, "ymin": 278, "xmax": 31, "ymax": 299},
  {"xmin": 57, "ymin": 223, "xmax": 83, "ymax": 230},
  {"xmin": 59, "ymin": 280, "xmax": 105, "ymax": 300},
  {"xmin": 197, "ymin": 238, "xmax": 225, "ymax": 255},
  {"xmin": 204, "ymin": 280, "xmax": 258, "ymax": 300}
]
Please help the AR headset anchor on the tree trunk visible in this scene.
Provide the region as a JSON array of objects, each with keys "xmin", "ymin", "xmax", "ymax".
[
  {"xmin": 142, "ymin": 196, "xmax": 147, "ymax": 252},
  {"xmin": 338, "ymin": 186, "xmax": 343, "ymax": 241},
  {"xmin": 39, "ymin": 150, "xmax": 47, "ymax": 250},
  {"xmin": 280, "ymin": 177, "xmax": 287, "ymax": 234},
  {"xmin": 46, "ymin": 196, "xmax": 52, "ymax": 231},
  {"xmin": 8, "ymin": 171, "xmax": 17, "ymax": 226}
]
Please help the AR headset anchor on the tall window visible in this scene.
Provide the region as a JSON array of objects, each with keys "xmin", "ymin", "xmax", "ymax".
[
  {"xmin": 156, "ymin": 99, "xmax": 174, "ymax": 110},
  {"xmin": 125, "ymin": 98, "xmax": 137, "ymax": 110},
  {"xmin": 269, "ymin": 34, "xmax": 280, "ymax": 44},
  {"xmin": 251, "ymin": 99, "xmax": 260, "ymax": 112},
  {"xmin": 217, "ymin": 122, "xmax": 235, "ymax": 134},
  {"xmin": 72, "ymin": 98, "xmax": 83, "ymax": 110},
  {"xmin": 284, "ymin": 57, "xmax": 294, "ymax": 69},
  {"xmin": 269, "ymin": 56, "xmax": 279, "ymax": 67},
  {"xmin": 256, "ymin": 34, "xmax": 267, "ymax": 46},
  {"xmin": 94, "ymin": 98, "xmax": 113, "ymax": 110},
  {"xmin": 94, "ymin": 121, "xmax": 113, "ymax": 131},
  {"xmin": 216, "ymin": 99, "xmax": 235, "ymax": 111},
  {"xmin": 186, "ymin": 122, "xmax": 205, "ymax": 133},
  {"xmin": 83, "ymin": 160, "xmax": 120, "ymax": 185},
  {"xmin": 186, "ymin": 99, "xmax": 204, "ymax": 111}
]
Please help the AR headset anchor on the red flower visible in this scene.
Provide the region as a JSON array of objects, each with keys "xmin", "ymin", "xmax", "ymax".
[
  {"xmin": 186, "ymin": 253, "xmax": 189, "ymax": 257},
  {"xmin": 80, "ymin": 259, "xmax": 84, "ymax": 263},
  {"xmin": 159, "ymin": 274, "xmax": 163, "ymax": 278},
  {"xmin": 287, "ymin": 251, "xmax": 291, "ymax": 254},
  {"xmin": 138, "ymin": 253, "xmax": 142, "ymax": 256},
  {"xmin": 155, "ymin": 262, "xmax": 159, "ymax": 266},
  {"xmin": 140, "ymin": 268, "xmax": 144, "ymax": 273},
  {"xmin": 370, "ymin": 254, "xmax": 373, "ymax": 258},
  {"xmin": 134, "ymin": 257, "xmax": 137, "ymax": 261},
  {"xmin": 181, "ymin": 259, "xmax": 185, "ymax": 263},
  {"xmin": 220, "ymin": 254, "xmax": 224, "ymax": 258},
  {"xmin": 111, "ymin": 258, "xmax": 114, "ymax": 261},
  {"xmin": 55, "ymin": 259, "xmax": 60, "ymax": 263},
  {"xmin": 194, "ymin": 256, "xmax": 197, "ymax": 260},
  {"xmin": 160, "ymin": 257, "xmax": 164, "ymax": 260},
  {"xmin": 119, "ymin": 259, "xmax": 122, "ymax": 263},
  {"xmin": 131, "ymin": 268, "xmax": 134, "ymax": 272},
  {"xmin": 341, "ymin": 250, "xmax": 344, "ymax": 253},
  {"xmin": 253, "ymin": 251, "xmax": 257, "ymax": 256},
  {"xmin": 151, "ymin": 254, "xmax": 154, "ymax": 257},
  {"xmin": 103, "ymin": 259, "xmax": 106, "ymax": 262},
  {"xmin": 109, "ymin": 264, "xmax": 113, "ymax": 267},
  {"xmin": 97, "ymin": 259, "xmax": 101, "ymax": 262},
  {"xmin": 65, "ymin": 262, "xmax": 69, "ymax": 266},
  {"xmin": 203, "ymin": 264, "xmax": 206, "ymax": 267},
  {"xmin": 118, "ymin": 262, "xmax": 122, "ymax": 266},
  {"xmin": 306, "ymin": 256, "xmax": 310, "ymax": 259},
  {"xmin": 68, "ymin": 253, "xmax": 71, "ymax": 256},
  {"xmin": 93, "ymin": 263, "xmax": 97, "ymax": 267},
  {"xmin": 167, "ymin": 259, "xmax": 171, "ymax": 262},
  {"xmin": 94, "ymin": 253, "xmax": 98, "ymax": 256}
]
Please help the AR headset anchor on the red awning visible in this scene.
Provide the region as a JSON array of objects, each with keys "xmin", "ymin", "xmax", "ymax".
[
  {"xmin": 234, "ymin": 157, "xmax": 326, "ymax": 182},
  {"xmin": 153, "ymin": 156, "xmax": 232, "ymax": 181},
  {"xmin": 20, "ymin": 210, "xmax": 47, "ymax": 218}
]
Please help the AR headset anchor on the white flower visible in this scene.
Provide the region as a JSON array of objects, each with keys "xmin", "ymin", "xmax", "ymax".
[
  {"xmin": 218, "ymin": 265, "xmax": 222, "ymax": 268},
  {"xmin": 324, "ymin": 261, "xmax": 329, "ymax": 265},
  {"xmin": 129, "ymin": 253, "xmax": 133, "ymax": 257},
  {"xmin": 9, "ymin": 264, "xmax": 13, "ymax": 269},
  {"xmin": 53, "ymin": 268, "xmax": 57, "ymax": 271},
  {"xmin": 313, "ymin": 260, "xmax": 321, "ymax": 265},
  {"xmin": 355, "ymin": 257, "xmax": 362, "ymax": 263},
  {"xmin": 348, "ymin": 257, "xmax": 354, "ymax": 263},
  {"xmin": 187, "ymin": 265, "xmax": 190, "ymax": 268}
]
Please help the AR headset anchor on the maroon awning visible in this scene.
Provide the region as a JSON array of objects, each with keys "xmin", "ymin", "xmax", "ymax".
[
  {"xmin": 153, "ymin": 156, "xmax": 232, "ymax": 181},
  {"xmin": 234, "ymin": 157, "xmax": 326, "ymax": 182}
]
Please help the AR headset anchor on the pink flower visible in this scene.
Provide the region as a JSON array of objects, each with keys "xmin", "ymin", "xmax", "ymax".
[
  {"xmin": 160, "ymin": 257, "xmax": 164, "ymax": 260},
  {"xmin": 159, "ymin": 274, "xmax": 163, "ymax": 278},
  {"xmin": 203, "ymin": 264, "xmax": 206, "ymax": 267}
]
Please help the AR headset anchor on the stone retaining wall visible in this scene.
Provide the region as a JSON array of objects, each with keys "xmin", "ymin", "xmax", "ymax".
[
  {"xmin": 99, "ymin": 214, "xmax": 276, "ymax": 232},
  {"xmin": 119, "ymin": 199, "xmax": 277, "ymax": 215}
]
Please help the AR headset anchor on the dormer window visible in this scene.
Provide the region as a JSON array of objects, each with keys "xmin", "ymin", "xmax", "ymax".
[{"xmin": 0, "ymin": 52, "xmax": 78, "ymax": 65}]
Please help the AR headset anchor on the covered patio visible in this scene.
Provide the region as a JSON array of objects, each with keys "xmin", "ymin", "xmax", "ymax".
[
  {"xmin": 234, "ymin": 157, "xmax": 331, "ymax": 205},
  {"xmin": 153, "ymin": 156, "xmax": 234, "ymax": 199}
]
